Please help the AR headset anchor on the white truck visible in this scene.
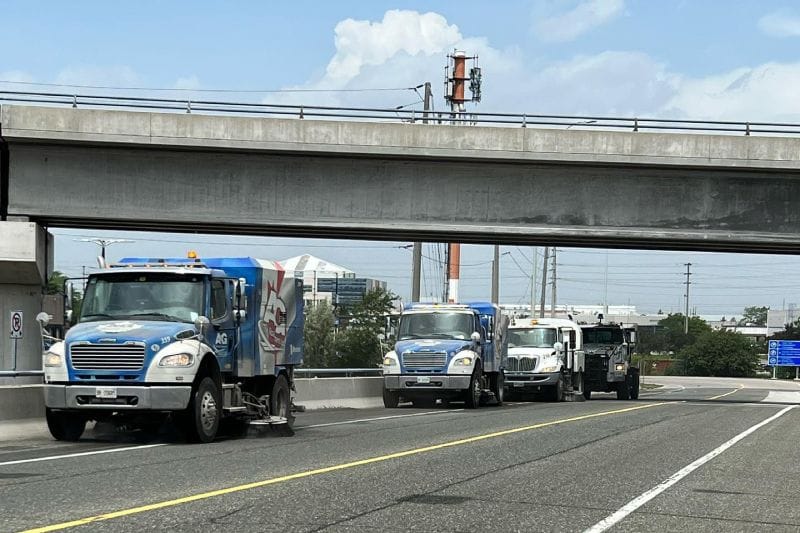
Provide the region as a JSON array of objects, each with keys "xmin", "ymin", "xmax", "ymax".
[{"xmin": 504, "ymin": 317, "xmax": 585, "ymax": 401}]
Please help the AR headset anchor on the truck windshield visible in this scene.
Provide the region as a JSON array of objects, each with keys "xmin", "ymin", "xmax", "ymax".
[
  {"xmin": 583, "ymin": 328, "xmax": 624, "ymax": 344},
  {"xmin": 398, "ymin": 312, "xmax": 474, "ymax": 340},
  {"xmin": 80, "ymin": 273, "xmax": 204, "ymax": 323},
  {"xmin": 508, "ymin": 328, "xmax": 557, "ymax": 348}
]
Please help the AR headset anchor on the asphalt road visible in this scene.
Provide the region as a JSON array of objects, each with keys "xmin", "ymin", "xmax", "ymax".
[{"xmin": 2, "ymin": 377, "xmax": 800, "ymax": 532}]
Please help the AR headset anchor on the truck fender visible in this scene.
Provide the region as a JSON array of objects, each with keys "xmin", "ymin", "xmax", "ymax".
[{"xmin": 195, "ymin": 352, "xmax": 222, "ymax": 392}]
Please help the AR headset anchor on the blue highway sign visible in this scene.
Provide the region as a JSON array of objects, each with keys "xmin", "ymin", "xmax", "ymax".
[{"xmin": 768, "ymin": 340, "xmax": 800, "ymax": 366}]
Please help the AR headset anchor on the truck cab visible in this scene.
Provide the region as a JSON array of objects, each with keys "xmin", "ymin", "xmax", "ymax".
[
  {"xmin": 381, "ymin": 303, "xmax": 508, "ymax": 408},
  {"xmin": 581, "ymin": 323, "xmax": 639, "ymax": 400},
  {"xmin": 40, "ymin": 255, "xmax": 303, "ymax": 442},
  {"xmin": 504, "ymin": 318, "xmax": 585, "ymax": 401}
]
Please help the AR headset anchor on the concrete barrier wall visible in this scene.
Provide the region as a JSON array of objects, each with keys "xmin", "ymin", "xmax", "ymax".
[
  {"xmin": 0, "ymin": 385, "xmax": 46, "ymax": 421},
  {"xmin": 0, "ymin": 377, "xmax": 385, "ymax": 422}
]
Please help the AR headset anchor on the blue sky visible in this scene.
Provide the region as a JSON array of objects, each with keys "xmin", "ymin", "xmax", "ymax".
[{"xmin": 4, "ymin": 1, "xmax": 800, "ymax": 316}]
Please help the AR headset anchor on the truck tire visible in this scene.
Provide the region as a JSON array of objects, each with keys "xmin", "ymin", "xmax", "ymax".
[
  {"xmin": 465, "ymin": 368, "xmax": 482, "ymax": 409},
  {"xmin": 182, "ymin": 376, "xmax": 221, "ymax": 443},
  {"xmin": 616, "ymin": 377, "xmax": 631, "ymax": 400},
  {"xmin": 549, "ymin": 375, "xmax": 564, "ymax": 402},
  {"xmin": 46, "ymin": 408, "xmax": 86, "ymax": 442},
  {"xmin": 270, "ymin": 374, "xmax": 295, "ymax": 430},
  {"xmin": 490, "ymin": 372, "xmax": 505, "ymax": 406},
  {"xmin": 630, "ymin": 369, "xmax": 640, "ymax": 400},
  {"xmin": 383, "ymin": 388, "xmax": 400, "ymax": 408}
]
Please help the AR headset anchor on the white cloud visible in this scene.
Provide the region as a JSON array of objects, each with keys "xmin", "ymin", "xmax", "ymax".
[
  {"xmin": 267, "ymin": 8, "xmax": 800, "ymax": 124},
  {"xmin": 325, "ymin": 10, "xmax": 461, "ymax": 87},
  {"xmin": 758, "ymin": 11, "xmax": 800, "ymax": 37},
  {"xmin": 534, "ymin": 0, "xmax": 625, "ymax": 43},
  {"xmin": 521, "ymin": 51, "xmax": 678, "ymax": 116},
  {"xmin": 266, "ymin": 10, "xmax": 517, "ymax": 109},
  {"xmin": 663, "ymin": 62, "xmax": 800, "ymax": 122}
]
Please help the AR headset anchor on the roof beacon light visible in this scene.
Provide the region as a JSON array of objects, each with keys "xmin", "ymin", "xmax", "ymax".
[{"xmin": 187, "ymin": 251, "xmax": 198, "ymax": 259}]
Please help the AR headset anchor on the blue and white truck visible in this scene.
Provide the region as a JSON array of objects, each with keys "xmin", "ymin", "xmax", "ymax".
[
  {"xmin": 38, "ymin": 255, "xmax": 304, "ymax": 442},
  {"xmin": 381, "ymin": 302, "xmax": 508, "ymax": 408}
]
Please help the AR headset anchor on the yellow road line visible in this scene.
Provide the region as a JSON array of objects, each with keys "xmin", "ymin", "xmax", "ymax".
[
  {"xmin": 21, "ymin": 402, "xmax": 670, "ymax": 533},
  {"xmin": 708, "ymin": 388, "xmax": 742, "ymax": 400}
]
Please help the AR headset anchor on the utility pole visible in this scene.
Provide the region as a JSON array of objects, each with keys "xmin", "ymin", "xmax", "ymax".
[
  {"xmin": 684, "ymin": 263, "xmax": 692, "ymax": 334},
  {"xmin": 411, "ymin": 243, "xmax": 422, "ymax": 302},
  {"xmin": 539, "ymin": 247, "xmax": 550, "ymax": 318},
  {"xmin": 410, "ymin": 82, "xmax": 432, "ymax": 302},
  {"xmin": 530, "ymin": 246, "xmax": 538, "ymax": 317},
  {"xmin": 604, "ymin": 250, "xmax": 609, "ymax": 316},
  {"xmin": 77, "ymin": 238, "xmax": 134, "ymax": 263},
  {"xmin": 422, "ymin": 82, "xmax": 432, "ymax": 123},
  {"xmin": 550, "ymin": 247, "xmax": 557, "ymax": 317},
  {"xmin": 491, "ymin": 244, "xmax": 500, "ymax": 304}
]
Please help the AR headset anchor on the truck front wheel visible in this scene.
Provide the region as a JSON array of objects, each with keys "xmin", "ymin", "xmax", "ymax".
[
  {"xmin": 616, "ymin": 377, "xmax": 631, "ymax": 400},
  {"xmin": 182, "ymin": 377, "xmax": 221, "ymax": 443},
  {"xmin": 46, "ymin": 408, "xmax": 86, "ymax": 442},
  {"xmin": 465, "ymin": 368, "xmax": 482, "ymax": 409},
  {"xmin": 382, "ymin": 388, "xmax": 400, "ymax": 408},
  {"xmin": 549, "ymin": 375, "xmax": 564, "ymax": 402},
  {"xmin": 630, "ymin": 369, "xmax": 640, "ymax": 400}
]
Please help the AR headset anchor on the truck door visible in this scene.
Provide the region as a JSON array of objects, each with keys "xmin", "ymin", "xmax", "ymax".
[{"xmin": 209, "ymin": 278, "xmax": 236, "ymax": 373}]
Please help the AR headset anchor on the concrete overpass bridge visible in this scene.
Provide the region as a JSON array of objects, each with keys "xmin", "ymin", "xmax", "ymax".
[{"xmin": 2, "ymin": 96, "xmax": 800, "ymax": 370}]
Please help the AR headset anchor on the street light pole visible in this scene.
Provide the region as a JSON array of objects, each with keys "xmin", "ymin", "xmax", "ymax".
[{"xmin": 77, "ymin": 238, "xmax": 134, "ymax": 264}]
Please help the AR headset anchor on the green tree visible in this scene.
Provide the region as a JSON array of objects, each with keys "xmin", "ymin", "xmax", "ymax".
[
  {"xmin": 739, "ymin": 306, "xmax": 769, "ymax": 326},
  {"xmin": 303, "ymin": 301, "xmax": 336, "ymax": 368},
  {"xmin": 46, "ymin": 271, "xmax": 82, "ymax": 326},
  {"xmin": 334, "ymin": 287, "xmax": 398, "ymax": 368},
  {"xmin": 637, "ymin": 313, "xmax": 711, "ymax": 356},
  {"xmin": 681, "ymin": 329, "xmax": 760, "ymax": 377},
  {"xmin": 46, "ymin": 271, "xmax": 68, "ymax": 294}
]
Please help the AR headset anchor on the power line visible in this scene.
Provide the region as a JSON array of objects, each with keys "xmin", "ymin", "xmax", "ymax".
[{"xmin": 0, "ymin": 79, "xmax": 418, "ymax": 94}]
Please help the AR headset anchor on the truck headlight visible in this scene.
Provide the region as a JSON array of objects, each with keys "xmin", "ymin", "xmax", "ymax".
[
  {"xmin": 159, "ymin": 353, "xmax": 194, "ymax": 367},
  {"xmin": 539, "ymin": 365, "xmax": 559, "ymax": 373},
  {"xmin": 453, "ymin": 356, "xmax": 473, "ymax": 366},
  {"xmin": 44, "ymin": 353, "xmax": 62, "ymax": 367},
  {"xmin": 615, "ymin": 363, "xmax": 625, "ymax": 371},
  {"xmin": 383, "ymin": 356, "xmax": 398, "ymax": 366}
]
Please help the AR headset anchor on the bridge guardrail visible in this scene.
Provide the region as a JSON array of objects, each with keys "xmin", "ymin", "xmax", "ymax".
[
  {"xmin": 2, "ymin": 90, "xmax": 800, "ymax": 136},
  {"xmin": 294, "ymin": 368, "xmax": 382, "ymax": 378}
]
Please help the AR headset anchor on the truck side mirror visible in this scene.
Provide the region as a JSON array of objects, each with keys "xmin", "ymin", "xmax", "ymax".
[
  {"xmin": 470, "ymin": 331, "xmax": 481, "ymax": 343},
  {"xmin": 194, "ymin": 316, "xmax": 211, "ymax": 341},
  {"xmin": 36, "ymin": 312, "xmax": 51, "ymax": 327},
  {"xmin": 234, "ymin": 277, "xmax": 247, "ymax": 322},
  {"xmin": 65, "ymin": 283, "xmax": 74, "ymax": 311},
  {"xmin": 553, "ymin": 341, "xmax": 564, "ymax": 353},
  {"xmin": 629, "ymin": 331, "xmax": 636, "ymax": 343}
]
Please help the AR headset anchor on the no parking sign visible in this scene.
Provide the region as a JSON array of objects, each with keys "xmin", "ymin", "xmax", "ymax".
[{"xmin": 10, "ymin": 311, "xmax": 23, "ymax": 338}]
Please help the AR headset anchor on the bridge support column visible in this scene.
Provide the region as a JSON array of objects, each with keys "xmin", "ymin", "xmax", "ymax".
[{"xmin": 0, "ymin": 221, "xmax": 52, "ymax": 378}]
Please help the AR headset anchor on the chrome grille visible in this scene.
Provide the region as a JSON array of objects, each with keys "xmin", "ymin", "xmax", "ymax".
[
  {"xmin": 70, "ymin": 343, "xmax": 146, "ymax": 370},
  {"xmin": 507, "ymin": 356, "xmax": 537, "ymax": 372},
  {"xmin": 402, "ymin": 352, "xmax": 447, "ymax": 368}
]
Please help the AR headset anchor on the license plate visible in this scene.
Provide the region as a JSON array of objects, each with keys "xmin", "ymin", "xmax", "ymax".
[
  {"xmin": 95, "ymin": 387, "xmax": 117, "ymax": 399},
  {"xmin": 416, "ymin": 376, "xmax": 431, "ymax": 384}
]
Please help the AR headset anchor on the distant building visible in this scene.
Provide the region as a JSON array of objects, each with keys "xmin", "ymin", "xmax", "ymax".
[{"xmin": 281, "ymin": 254, "xmax": 386, "ymax": 308}]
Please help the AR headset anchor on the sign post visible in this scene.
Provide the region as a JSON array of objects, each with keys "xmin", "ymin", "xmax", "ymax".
[
  {"xmin": 9, "ymin": 311, "xmax": 23, "ymax": 371},
  {"xmin": 768, "ymin": 340, "xmax": 800, "ymax": 380}
]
